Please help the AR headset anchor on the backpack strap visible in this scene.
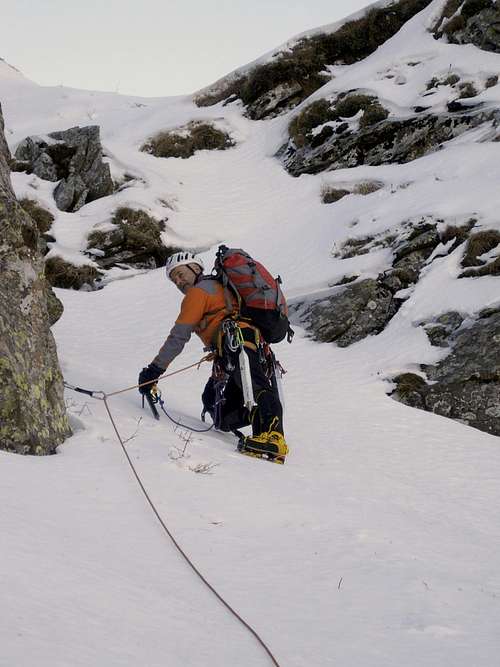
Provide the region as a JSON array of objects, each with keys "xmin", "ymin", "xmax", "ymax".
[{"xmin": 220, "ymin": 267, "xmax": 242, "ymax": 316}]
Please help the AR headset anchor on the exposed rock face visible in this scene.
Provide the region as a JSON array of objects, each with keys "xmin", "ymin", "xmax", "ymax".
[
  {"xmin": 247, "ymin": 82, "xmax": 304, "ymax": 121},
  {"xmin": 392, "ymin": 309, "xmax": 500, "ymax": 436},
  {"xmin": 462, "ymin": 5, "xmax": 500, "ymax": 51},
  {"xmin": 0, "ymin": 103, "xmax": 71, "ymax": 454},
  {"xmin": 436, "ymin": 0, "xmax": 500, "ymax": 53},
  {"xmin": 295, "ymin": 221, "xmax": 442, "ymax": 347},
  {"xmin": 280, "ymin": 107, "xmax": 498, "ymax": 176},
  {"xmin": 296, "ymin": 279, "xmax": 400, "ymax": 347},
  {"xmin": 389, "ymin": 224, "xmax": 441, "ymax": 286},
  {"xmin": 15, "ymin": 125, "xmax": 114, "ymax": 211},
  {"xmin": 422, "ymin": 311, "xmax": 465, "ymax": 347}
]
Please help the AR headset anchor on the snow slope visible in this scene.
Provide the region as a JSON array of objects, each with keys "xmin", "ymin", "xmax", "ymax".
[{"xmin": 1, "ymin": 2, "xmax": 500, "ymax": 666}]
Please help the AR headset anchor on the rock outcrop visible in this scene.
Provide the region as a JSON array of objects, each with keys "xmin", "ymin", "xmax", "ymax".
[
  {"xmin": 296, "ymin": 278, "xmax": 399, "ymax": 347},
  {"xmin": 392, "ymin": 308, "xmax": 500, "ymax": 436},
  {"xmin": 295, "ymin": 220, "xmax": 443, "ymax": 347},
  {"xmin": 14, "ymin": 125, "xmax": 114, "ymax": 211},
  {"xmin": 435, "ymin": 0, "xmax": 500, "ymax": 53},
  {"xmin": 0, "ymin": 102, "xmax": 71, "ymax": 454},
  {"xmin": 281, "ymin": 106, "xmax": 498, "ymax": 176}
]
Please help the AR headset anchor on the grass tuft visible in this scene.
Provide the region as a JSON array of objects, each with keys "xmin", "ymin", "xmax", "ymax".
[{"xmin": 142, "ymin": 122, "xmax": 233, "ymax": 159}]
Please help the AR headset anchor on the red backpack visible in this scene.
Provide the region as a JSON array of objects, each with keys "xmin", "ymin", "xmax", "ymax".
[{"xmin": 213, "ymin": 245, "xmax": 294, "ymax": 344}]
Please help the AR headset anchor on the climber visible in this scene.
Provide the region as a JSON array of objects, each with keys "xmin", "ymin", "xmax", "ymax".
[{"xmin": 138, "ymin": 251, "xmax": 288, "ymax": 461}]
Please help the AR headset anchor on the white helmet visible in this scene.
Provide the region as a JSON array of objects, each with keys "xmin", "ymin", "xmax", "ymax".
[{"xmin": 165, "ymin": 251, "xmax": 204, "ymax": 278}]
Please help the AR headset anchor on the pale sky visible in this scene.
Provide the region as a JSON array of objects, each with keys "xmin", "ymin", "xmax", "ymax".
[{"xmin": 1, "ymin": 0, "xmax": 371, "ymax": 97}]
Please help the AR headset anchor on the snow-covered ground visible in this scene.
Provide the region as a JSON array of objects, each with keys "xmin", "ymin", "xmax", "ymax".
[{"xmin": 1, "ymin": 2, "xmax": 500, "ymax": 665}]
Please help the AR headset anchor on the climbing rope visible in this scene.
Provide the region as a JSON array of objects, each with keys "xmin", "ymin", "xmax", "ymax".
[
  {"xmin": 147, "ymin": 384, "xmax": 215, "ymax": 433},
  {"xmin": 63, "ymin": 355, "xmax": 282, "ymax": 667}
]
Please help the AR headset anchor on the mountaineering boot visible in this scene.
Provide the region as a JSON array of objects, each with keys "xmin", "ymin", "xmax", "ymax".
[{"xmin": 240, "ymin": 430, "xmax": 289, "ymax": 464}]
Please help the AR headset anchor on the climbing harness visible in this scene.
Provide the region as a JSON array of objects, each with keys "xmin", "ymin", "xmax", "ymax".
[
  {"xmin": 221, "ymin": 319, "xmax": 256, "ymax": 412},
  {"xmin": 63, "ymin": 355, "xmax": 282, "ymax": 667}
]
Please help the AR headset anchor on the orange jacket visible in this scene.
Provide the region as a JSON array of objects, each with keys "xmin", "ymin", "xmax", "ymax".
[{"xmin": 152, "ymin": 278, "xmax": 236, "ymax": 369}]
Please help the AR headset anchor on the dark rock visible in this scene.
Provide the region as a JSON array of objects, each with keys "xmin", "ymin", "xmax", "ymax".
[
  {"xmin": 280, "ymin": 108, "xmax": 500, "ymax": 176},
  {"xmin": 14, "ymin": 136, "xmax": 59, "ymax": 180},
  {"xmin": 392, "ymin": 373, "xmax": 428, "ymax": 409},
  {"xmin": 457, "ymin": 5, "xmax": 500, "ymax": 52},
  {"xmin": 391, "ymin": 309, "xmax": 500, "ymax": 436},
  {"xmin": 424, "ymin": 324, "xmax": 451, "ymax": 347},
  {"xmin": 380, "ymin": 272, "xmax": 405, "ymax": 293},
  {"xmin": 336, "ymin": 122, "xmax": 350, "ymax": 134},
  {"xmin": 423, "ymin": 312, "xmax": 464, "ymax": 347},
  {"xmin": 446, "ymin": 99, "xmax": 482, "ymax": 112},
  {"xmin": 388, "ymin": 224, "xmax": 441, "ymax": 287},
  {"xmin": 393, "ymin": 225, "xmax": 440, "ymax": 262},
  {"xmin": 0, "ymin": 102, "xmax": 71, "ymax": 455},
  {"xmin": 391, "ymin": 249, "xmax": 432, "ymax": 284},
  {"xmin": 426, "ymin": 380, "xmax": 500, "ymax": 432},
  {"xmin": 435, "ymin": 1, "xmax": 500, "ymax": 55},
  {"xmin": 308, "ymin": 220, "xmax": 442, "ymax": 348},
  {"xmin": 54, "ymin": 173, "xmax": 88, "ymax": 212},
  {"xmin": 436, "ymin": 311, "xmax": 466, "ymax": 329},
  {"xmin": 426, "ymin": 311, "xmax": 500, "ymax": 385},
  {"xmin": 335, "ymin": 236, "xmax": 374, "ymax": 259},
  {"xmin": 15, "ymin": 126, "xmax": 114, "ymax": 212},
  {"xmin": 297, "ymin": 278, "xmax": 399, "ymax": 347},
  {"xmin": 311, "ymin": 125, "xmax": 334, "ymax": 148},
  {"xmin": 337, "ymin": 222, "xmax": 441, "ymax": 291},
  {"xmin": 46, "ymin": 288, "xmax": 64, "ymax": 326},
  {"xmin": 247, "ymin": 82, "xmax": 304, "ymax": 120},
  {"xmin": 9, "ymin": 158, "xmax": 31, "ymax": 172}
]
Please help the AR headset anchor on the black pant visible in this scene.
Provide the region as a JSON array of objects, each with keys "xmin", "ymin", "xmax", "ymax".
[{"xmin": 202, "ymin": 343, "xmax": 283, "ymax": 436}]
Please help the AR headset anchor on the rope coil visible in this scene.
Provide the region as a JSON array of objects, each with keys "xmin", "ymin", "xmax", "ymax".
[{"xmin": 64, "ymin": 355, "xmax": 282, "ymax": 667}]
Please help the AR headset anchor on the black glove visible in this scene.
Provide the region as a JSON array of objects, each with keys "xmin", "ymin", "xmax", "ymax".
[{"xmin": 138, "ymin": 363, "xmax": 164, "ymax": 395}]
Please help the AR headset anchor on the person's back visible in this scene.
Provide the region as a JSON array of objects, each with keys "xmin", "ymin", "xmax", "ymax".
[{"xmin": 152, "ymin": 276, "xmax": 236, "ymax": 369}]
